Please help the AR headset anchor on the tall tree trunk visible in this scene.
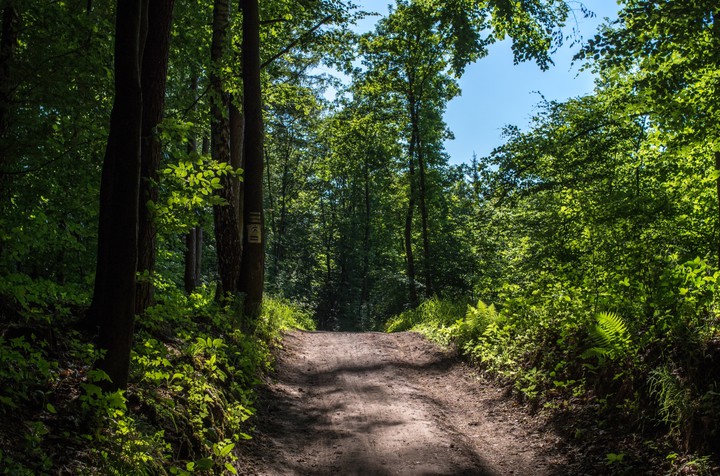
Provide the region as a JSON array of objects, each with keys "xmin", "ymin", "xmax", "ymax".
[
  {"xmin": 183, "ymin": 78, "xmax": 205, "ymax": 294},
  {"xmin": 230, "ymin": 94, "xmax": 245, "ymax": 247},
  {"xmin": 714, "ymin": 12, "xmax": 720, "ymax": 270},
  {"xmin": 136, "ymin": 0, "xmax": 175, "ymax": 315},
  {"xmin": 404, "ymin": 91, "xmax": 418, "ymax": 307},
  {"xmin": 716, "ymin": 150, "xmax": 720, "ymax": 270},
  {"xmin": 210, "ymin": 0, "xmax": 243, "ymax": 299},
  {"xmin": 265, "ymin": 142, "xmax": 278, "ymax": 284},
  {"xmin": 0, "ymin": 4, "xmax": 19, "ymax": 196},
  {"xmin": 416, "ymin": 131, "xmax": 432, "ymax": 298},
  {"xmin": 195, "ymin": 137, "xmax": 209, "ymax": 286},
  {"xmin": 238, "ymin": 0, "xmax": 265, "ymax": 322},
  {"xmin": 91, "ymin": 0, "xmax": 147, "ymax": 391},
  {"xmin": 360, "ymin": 152, "xmax": 371, "ymax": 307}
]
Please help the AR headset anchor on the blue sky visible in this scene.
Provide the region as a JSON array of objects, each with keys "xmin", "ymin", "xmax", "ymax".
[{"xmin": 350, "ymin": 1, "xmax": 621, "ymax": 164}]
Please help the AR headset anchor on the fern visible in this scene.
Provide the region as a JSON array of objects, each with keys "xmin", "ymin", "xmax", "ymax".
[
  {"xmin": 456, "ymin": 300, "xmax": 499, "ymax": 348},
  {"xmin": 581, "ymin": 312, "xmax": 631, "ymax": 363}
]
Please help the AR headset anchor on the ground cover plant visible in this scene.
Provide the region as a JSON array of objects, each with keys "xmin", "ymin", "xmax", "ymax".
[{"xmin": 0, "ymin": 283, "xmax": 313, "ymax": 475}]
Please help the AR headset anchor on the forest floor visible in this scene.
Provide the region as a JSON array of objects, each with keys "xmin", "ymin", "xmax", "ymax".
[{"xmin": 236, "ymin": 331, "xmax": 573, "ymax": 475}]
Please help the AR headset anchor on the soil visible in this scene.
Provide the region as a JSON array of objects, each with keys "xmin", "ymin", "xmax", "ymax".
[{"xmin": 237, "ymin": 330, "xmax": 569, "ymax": 475}]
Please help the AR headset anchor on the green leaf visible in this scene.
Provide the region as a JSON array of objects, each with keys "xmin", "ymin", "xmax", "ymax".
[
  {"xmin": 218, "ymin": 442, "xmax": 235, "ymax": 457},
  {"xmin": 194, "ymin": 457, "xmax": 213, "ymax": 470}
]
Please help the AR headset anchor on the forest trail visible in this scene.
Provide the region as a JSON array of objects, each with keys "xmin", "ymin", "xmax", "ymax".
[{"xmin": 238, "ymin": 331, "xmax": 567, "ymax": 475}]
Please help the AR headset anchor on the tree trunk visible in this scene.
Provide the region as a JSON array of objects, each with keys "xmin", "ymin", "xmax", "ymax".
[
  {"xmin": 185, "ymin": 225, "xmax": 203, "ymax": 293},
  {"xmin": 184, "ymin": 227, "xmax": 197, "ymax": 293},
  {"xmin": 238, "ymin": 0, "xmax": 265, "ymax": 322},
  {"xmin": 416, "ymin": 130, "xmax": 432, "ymax": 298},
  {"xmin": 0, "ymin": 4, "xmax": 19, "ymax": 196},
  {"xmin": 361, "ymin": 152, "xmax": 371, "ymax": 307},
  {"xmin": 714, "ymin": 12, "xmax": 720, "ymax": 271},
  {"xmin": 716, "ymin": 150, "xmax": 720, "ymax": 270},
  {"xmin": 91, "ymin": 0, "xmax": 147, "ymax": 391},
  {"xmin": 210, "ymin": 0, "xmax": 243, "ymax": 299},
  {"xmin": 183, "ymin": 77, "xmax": 203, "ymax": 294},
  {"xmin": 404, "ymin": 91, "xmax": 418, "ymax": 307},
  {"xmin": 136, "ymin": 0, "xmax": 175, "ymax": 316}
]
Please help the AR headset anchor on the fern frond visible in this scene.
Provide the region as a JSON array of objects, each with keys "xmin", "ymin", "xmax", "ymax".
[{"xmin": 583, "ymin": 312, "xmax": 631, "ymax": 363}]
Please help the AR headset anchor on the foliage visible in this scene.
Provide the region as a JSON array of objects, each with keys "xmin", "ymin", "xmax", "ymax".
[
  {"xmin": 581, "ymin": 312, "xmax": 632, "ymax": 364},
  {"xmin": 0, "ymin": 279, "xmax": 312, "ymax": 473}
]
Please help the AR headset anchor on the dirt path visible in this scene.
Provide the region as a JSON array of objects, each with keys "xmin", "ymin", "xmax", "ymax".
[{"xmin": 237, "ymin": 331, "xmax": 567, "ymax": 475}]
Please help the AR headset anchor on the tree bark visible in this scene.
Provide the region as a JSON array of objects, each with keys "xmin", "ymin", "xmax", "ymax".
[
  {"xmin": 210, "ymin": 0, "xmax": 244, "ymax": 299},
  {"xmin": 238, "ymin": 0, "xmax": 265, "ymax": 322},
  {"xmin": 0, "ymin": 4, "xmax": 19, "ymax": 196},
  {"xmin": 136, "ymin": 0, "xmax": 175, "ymax": 315},
  {"xmin": 184, "ymin": 228, "xmax": 198, "ymax": 293},
  {"xmin": 416, "ymin": 126, "xmax": 432, "ymax": 298},
  {"xmin": 716, "ymin": 150, "xmax": 720, "ymax": 270},
  {"xmin": 91, "ymin": 0, "xmax": 147, "ymax": 390},
  {"xmin": 361, "ymin": 152, "xmax": 371, "ymax": 307},
  {"xmin": 185, "ymin": 224, "xmax": 203, "ymax": 292},
  {"xmin": 404, "ymin": 90, "xmax": 418, "ymax": 307}
]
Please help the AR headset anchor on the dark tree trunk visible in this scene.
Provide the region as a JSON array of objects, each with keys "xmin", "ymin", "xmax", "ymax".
[
  {"xmin": 238, "ymin": 0, "xmax": 265, "ymax": 322},
  {"xmin": 195, "ymin": 137, "xmax": 209, "ymax": 286},
  {"xmin": 714, "ymin": 12, "xmax": 720, "ymax": 270},
  {"xmin": 185, "ymin": 225, "xmax": 203, "ymax": 293},
  {"xmin": 361, "ymin": 152, "xmax": 371, "ymax": 307},
  {"xmin": 0, "ymin": 4, "xmax": 19, "ymax": 195},
  {"xmin": 210, "ymin": 0, "xmax": 244, "ymax": 299},
  {"xmin": 184, "ymin": 228, "xmax": 198, "ymax": 293},
  {"xmin": 91, "ymin": 0, "xmax": 148, "ymax": 391},
  {"xmin": 183, "ymin": 77, "xmax": 203, "ymax": 294},
  {"xmin": 136, "ymin": 0, "xmax": 175, "ymax": 315},
  {"xmin": 716, "ymin": 151, "xmax": 720, "ymax": 270},
  {"xmin": 230, "ymin": 94, "xmax": 245, "ymax": 250},
  {"xmin": 195, "ymin": 227, "xmax": 203, "ymax": 282}
]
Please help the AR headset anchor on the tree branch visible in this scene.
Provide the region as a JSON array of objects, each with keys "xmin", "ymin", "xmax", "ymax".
[{"xmin": 260, "ymin": 15, "xmax": 333, "ymax": 70}]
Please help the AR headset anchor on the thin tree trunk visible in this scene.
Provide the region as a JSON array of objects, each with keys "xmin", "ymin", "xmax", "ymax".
[
  {"xmin": 265, "ymin": 142, "xmax": 279, "ymax": 283},
  {"xmin": 361, "ymin": 152, "xmax": 371, "ymax": 307},
  {"xmin": 416, "ymin": 132, "xmax": 432, "ymax": 298},
  {"xmin": 195, "ymin": 137, "xmax": 209, "ymax": 286},
  {"xmin": 91, "ymin": 0, "xmax": 147, "ymax": 390},
  {"xmin": 404, "ymin": 91, "xmax": 418, "ymax": 307},
  {"xmin": 184, "ymin": 228, "xmax": 197, "ymax": 293},
  {"xmin": 714, "ymin": 12, "xmax": 720, "ymax": 270},
  {"xmin": 136, "ymin": 0, "xmax": 175, "ymax": 315},
  {"xmin": 195, "ymin": 226, "xmax": 203, "ymax": 284},
  {"xmin": 716, "ymin": 151, "xmax": 720, "ymax": 270},
  {"xmin": 184, "ymin": 76, "xmax": 199, "ymax": 293},
  {"xmin": 230, "ymin": 94, "xmax": 245, "ymax": 239},
  {"xmin": 238, "ymin": 0, "xmax": 265, "ymax": 322}
]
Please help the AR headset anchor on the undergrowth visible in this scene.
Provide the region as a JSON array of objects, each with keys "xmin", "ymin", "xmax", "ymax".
[
  {"xmin": 386, "ymin": 257, "xmax": 720, "ymax": 475},
  {"xmin": 0, "ymin": 278, "xmax": 313, "ymax": 475}
]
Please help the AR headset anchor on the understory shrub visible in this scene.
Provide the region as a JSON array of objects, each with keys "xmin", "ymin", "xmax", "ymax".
[
  {"xmin": 386, "ymin": 257, "xmax": 720, "ymax": 463},
  {"xmin": 0, "ymin": 280, "xmax": 312, "ymax": 475}
]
